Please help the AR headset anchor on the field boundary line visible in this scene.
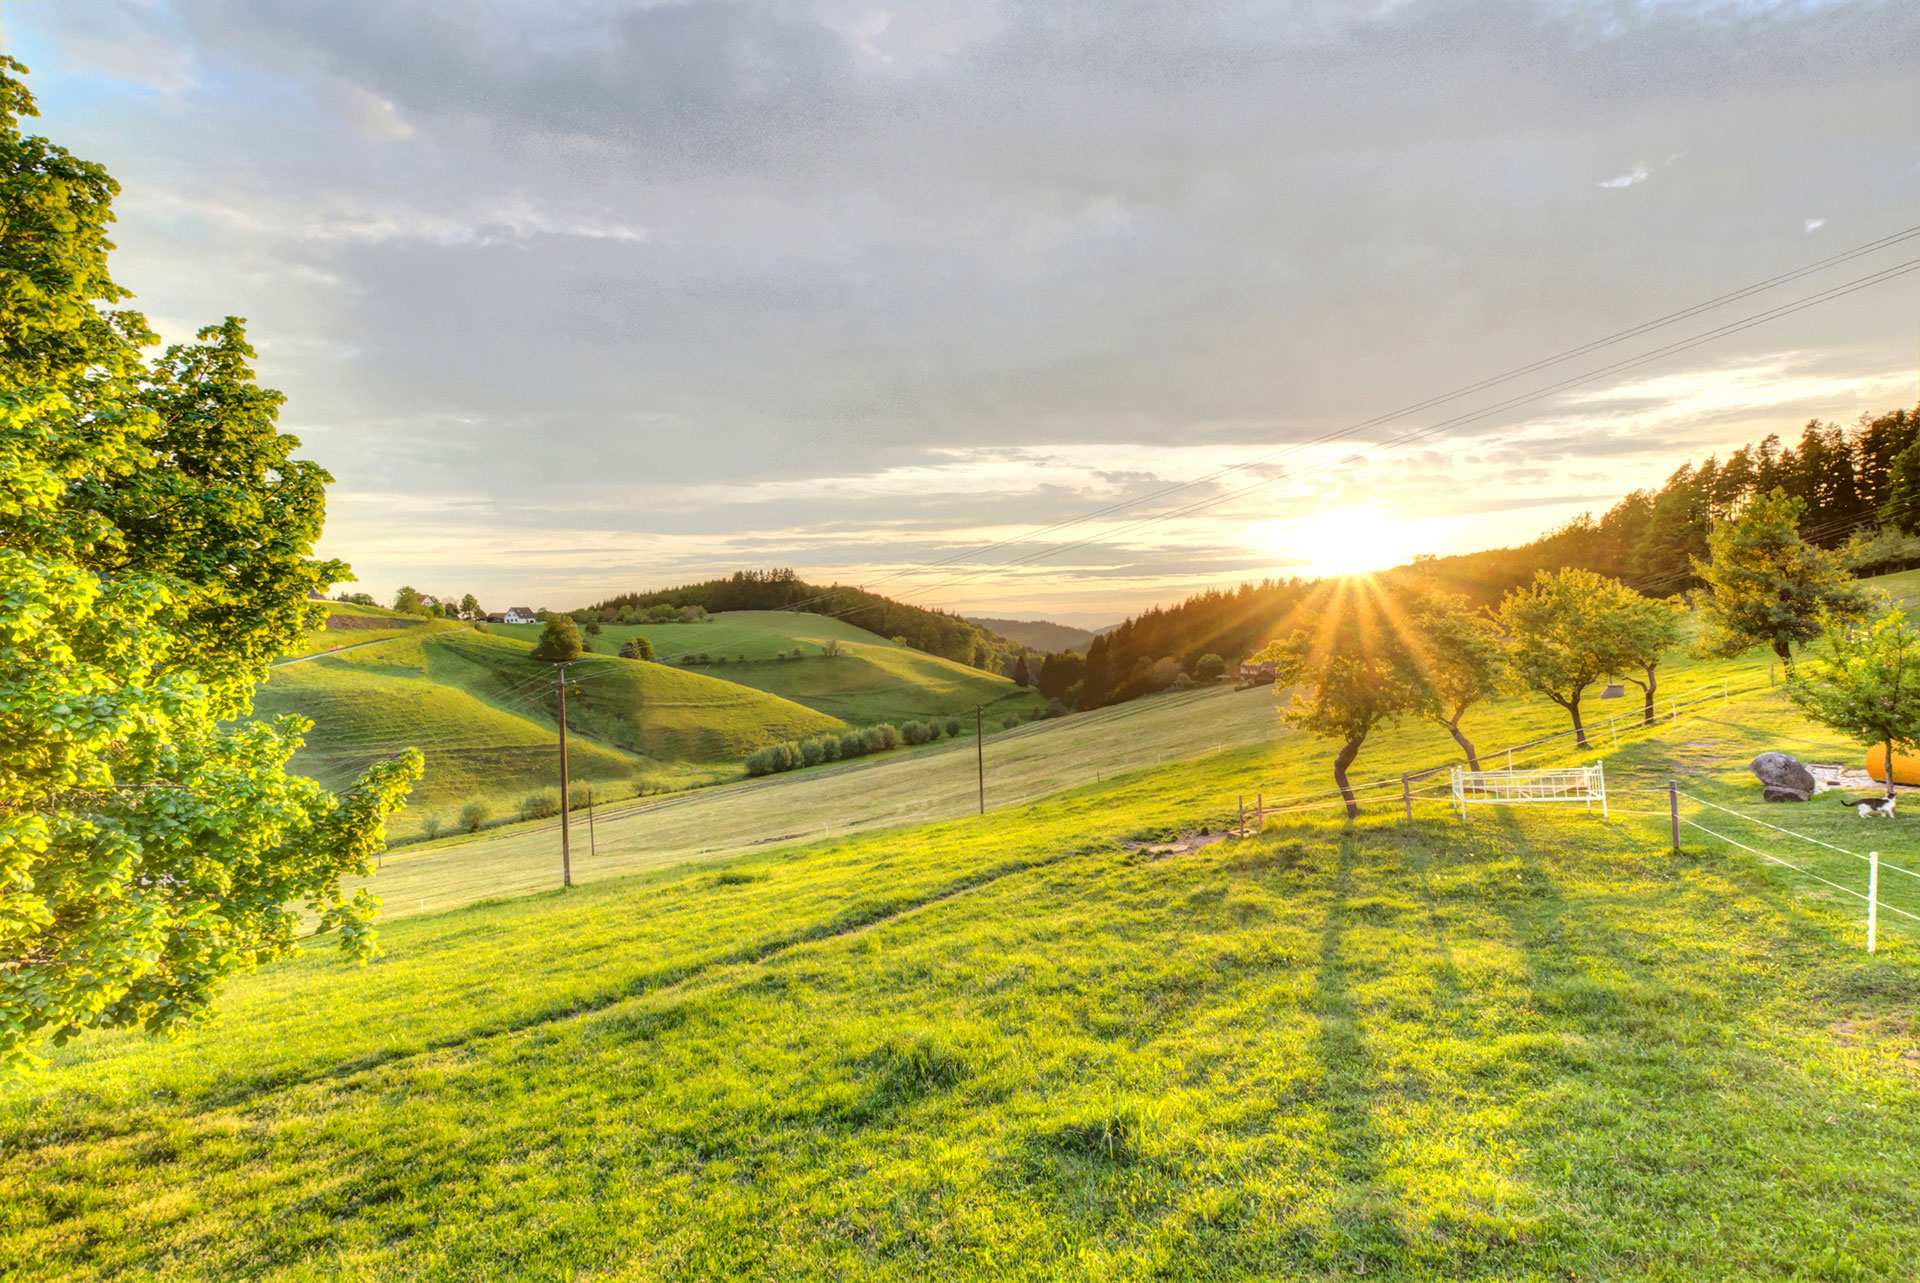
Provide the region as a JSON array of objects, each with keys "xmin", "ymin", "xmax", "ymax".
[
  {"xmin": 1681, "ymin": 818, "xmax": 1920, "ymax": 922},
  {"xmin": 1681, "ymin": 793, "xmax": 1920, "ymax": 882}
]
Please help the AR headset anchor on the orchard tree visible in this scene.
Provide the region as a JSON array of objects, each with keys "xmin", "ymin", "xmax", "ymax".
[
  {"xmin": 1413, "ymin": 594, "xmax": 1504, "ymax": 769},
  {"xmin": 1694, "ymin": 487, "xmax": 1866, "ymax": 673},
  {"xmin": 1498, "ymin": 569, "xmax": 1646, "ymax": 749},
  {"xmin": 1610, "ymin": 593, "xmax": 1686, "ymax": 727},
  {"xmin": 0, "ymin": 60, "xmax": 418, "ymax": 1073},
  {"xmin": 1788, "ymin": 611, "xmax": 1920, "ymax": 799},
  {"xmin": 532, "ymin": 616, "xmax": 584, "ymax": 662},
  {"xmin": 1255, "ymin": 594, "xmax": 1426, "ymax": 818}
]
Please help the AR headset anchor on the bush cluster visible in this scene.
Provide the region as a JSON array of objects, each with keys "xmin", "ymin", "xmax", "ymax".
[{"xmin": 746, "ymin": 718, "xmax": 963, "ymax": 777}]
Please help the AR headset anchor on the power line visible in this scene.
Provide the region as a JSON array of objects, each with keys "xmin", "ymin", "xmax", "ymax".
[{"xmin": 772, "ymin": 220, "xmax": 1920, "ymax": 617}]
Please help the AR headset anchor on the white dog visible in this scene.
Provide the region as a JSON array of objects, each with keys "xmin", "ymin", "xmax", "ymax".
[{"xmin": 1845, "ymin": 794, "xmax": 1898, "ymax": 819}]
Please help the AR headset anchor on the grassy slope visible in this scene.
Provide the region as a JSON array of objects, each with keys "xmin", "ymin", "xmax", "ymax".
[
  {"xmin": 279, "ymin": 602, "xmax": 466, "ymax": 660},
  {"xmin": 254, "ymin": 627, "xmax": 846, "ymax": 834},
  {"xmin": 501, "ymin": 611, "xmax": 1044, "ymax": 726},
  {"xmin": 8, "ymin": 682, "xmax": 1920, "ymax": 1279}
]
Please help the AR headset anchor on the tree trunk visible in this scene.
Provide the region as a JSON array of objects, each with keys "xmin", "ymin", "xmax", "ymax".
[
  {"xmin": 1568, "ymin": 694, "xmax": 1588, "ymax": 749},
  {"xmin": 1641, "ymin": 662, "xmax": 1658, "ymax": 728},
  {"xmin": 1887, "ymin": 735, "xmax": 1898, "ymax": 799},
  {"xmin": 1333, "ymin": 734, "xmax": 1364, "ymax": 820},
  {"xmin": 1774, "ymin": 634, "xmax": 1794, "ymax": 675},
  {"xmin": 1447, "ymin": 710, "xmax": 1480, "ymax": 771}
]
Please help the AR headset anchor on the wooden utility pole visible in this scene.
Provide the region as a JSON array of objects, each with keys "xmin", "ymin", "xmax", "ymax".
[
  {"xmin": 587, "ymin": 787, "xmax": 597, "ymax": 861},
  {"xmin": 557, "ymin": 662, "xmax": 573, "ymax": 888},
  {"xmin": 975, "ymin": 704, "xmax": 985, "ymax": 815}
]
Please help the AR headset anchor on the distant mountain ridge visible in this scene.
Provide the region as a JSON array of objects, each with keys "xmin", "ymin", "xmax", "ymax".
[{"xmin": 965, "ymin": 616, "xmax": 1100, "ymax": 654}]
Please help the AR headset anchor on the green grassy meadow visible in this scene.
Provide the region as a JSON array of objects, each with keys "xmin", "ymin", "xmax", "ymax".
[
  {"xmin": 499, "ymin": 610, "xmax": 1044, "ymax": 727},
  {"xmin": 278, "ymin": 602, "xmax": 467, "ymax": 660},
  {"xmin": 7, "ymin": 676, "xmax": 1920, "ymax": 1279},
  {"xmin": 252, "ymin": 626, "xmax": 846, "ymax": 838}
]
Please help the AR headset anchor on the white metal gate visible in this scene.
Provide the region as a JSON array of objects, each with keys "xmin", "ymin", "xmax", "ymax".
[{"xmin": 1451, "ymin": 762, "xmax": 1606, "ymax": 819}]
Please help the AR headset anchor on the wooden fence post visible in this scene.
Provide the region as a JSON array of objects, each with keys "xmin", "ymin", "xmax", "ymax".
[
  {"xmin": 1402, "ymin": 772, "xmax": 1412, "ymax": 822},
  {"xmin": 1238, "ymin": 794, "xmax": 1245, "ymax": 836},
  {"xmin": 1256, "ymin": 792, "xmax": 1263, "ymax": 831},
  {"xmin": 1869, "ymin": 850, "xmax": 1880, "ymax": 954},
  {"xmin": 1669, "ymin": 780, "xmax": 1680, "ymax": 853}
]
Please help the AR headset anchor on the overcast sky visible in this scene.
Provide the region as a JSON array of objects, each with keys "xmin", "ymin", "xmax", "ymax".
[{"xmin": 11, "ymin": 0, "xmax": 1920, "ymax": 626}]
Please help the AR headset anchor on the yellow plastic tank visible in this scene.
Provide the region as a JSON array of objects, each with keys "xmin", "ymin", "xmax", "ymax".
[{"xmin": 1865, "ymin": 745, "xmax": 1920, "ymax": 787}]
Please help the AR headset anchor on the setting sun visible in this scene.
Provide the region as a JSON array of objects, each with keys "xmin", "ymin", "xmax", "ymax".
[{"xmin": 1263, "ymin": 508, "xmax": 1421, "ymax": 578}]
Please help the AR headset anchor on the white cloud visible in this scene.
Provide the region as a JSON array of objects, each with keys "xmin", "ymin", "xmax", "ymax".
[{"xmin": 1598, "ymin": 165, "xmax": 1650, "ymax": 189}]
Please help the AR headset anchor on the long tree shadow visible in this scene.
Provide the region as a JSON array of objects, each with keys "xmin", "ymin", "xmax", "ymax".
[{"xmin": 1306, "ymin": 828, "xmax": 1397, "ymax": 1262}]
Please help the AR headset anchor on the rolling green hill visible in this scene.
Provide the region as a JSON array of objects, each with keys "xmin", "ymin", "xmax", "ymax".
[
  {"xmin": 500, "ymin": 610, "xmax": 1045, "ymax": 726},
  {"xmin": 279, "ymin": 600, "xmax": 467, "ymax": 659},
  {"xmin": 253, "ymin": 625, "xmax": 847, "ymax": 837},
  {"xmin": 14, "ymin": 675, "xmax": 1920, "ymax": 1278}
]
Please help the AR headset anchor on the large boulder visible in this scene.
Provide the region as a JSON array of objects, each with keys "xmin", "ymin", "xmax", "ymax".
[{"xmin": 1750, "ymin": 752, "xmax": 1816, "ymax": 802}]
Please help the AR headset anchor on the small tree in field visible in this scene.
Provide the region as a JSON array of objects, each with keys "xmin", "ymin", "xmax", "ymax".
[
  {"xmin": 1413, "ymin": 594, "xmax": 1504, "ymax": 770},
  {"xmin": 1788, "ymin": 611, "xmax": 1920, "ymax": 798},
  {"xmin": 1254, "ymin": 598, "xmax": 1426, "ymax": 818},
  {"xmin": 1610, "ymin": 593, "xmax": 1686, "ymax": 727},
  {"xmin": 1694, "ymin": 488, "xmax": 1866, "ymax": 673},
  {"xmin": 459, "ymin": 593, "xmax": 481, "ymax": 620},
  {"xmin": 1194, "ymin": 653, "xmax": 1227, "ymax": 682},
  {"xmin": 619, "ymin": 635, "xmax": 654, "ymax": 661},
  {"xmin": 531, "ymin": 616, "xmax": 583, "ymax": 662},
  {"xmin": 1498, "ymin": 569, "xmax": 1646, "ymax": 749}
]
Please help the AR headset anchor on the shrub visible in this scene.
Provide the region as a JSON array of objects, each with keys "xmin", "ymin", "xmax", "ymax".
[
  {"xmin": 1194, "ymin": 653, "xmax": 1227, "ymax": 682},
  {"xmin": 519, "ymin": 789, "xmax": 560, "ymax": 820},
  {"xmin": 799, "ymin": 739, "xmax": 825, "ymax": 767},
  {"xmin": 569, "ymin": 784, "xmax": 593, "ymax": 811},
  {"xmin": 681, "ymin": 654, "xmax": 696, "ymax": 664},
  {"xmin": 839, "ymin": 732, "xmax": 868, "ymax": 758},
  {"xmin": 619, "ymin": 636, "xmax": 655, "ymax": 661},
  {"xmin": 420, "ymin": 813, "xmax": 444, "ymax": 841},
  {"xmin": 584, "ymin": 622, "xmax": 602, "ymax": 637},
  {"xmin": 531, "ymin": 616, "xmax": 584, "ymax": 662},
  {"xmin": 821, "ymin": 736, "xmax": 841, "ymax": 762},
  {"xmin": 768, "ymin": 743, "xmax": 793, "ymax": 773},
  {"xmin": 902, "ymin": 721, "xmax": 928, "ymax": 746},
  {"xmin": 698, "ymin": 652, "xmax": 712, "ymax": 664},
  {"xmin": 870, "ymin": 723, "xmax": 900, "ymax": 751},
  {"xmin": 459, "ymin": 799, "xmax": 492, "ymax": 833},
  {"xmin": 1044, "ymin": 697, "xmax": 1066, "ymax": 718},
  {"xmin": 744, "ymin": 748, "xmax": 776, "ymax": 777},
  {"xmin": 1001, "ymin": 715, "xmax": 1019, "ymax": 730},
  {"xmin": 945, "ymin": 717, "xmax": 962, "ymax": 738},
  {"xmin": 822, "ymin": 638, "xmax": 841, "ymax": 658}
]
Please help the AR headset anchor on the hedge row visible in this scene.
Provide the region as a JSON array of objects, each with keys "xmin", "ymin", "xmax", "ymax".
[{"xmin": 743, "ymin": 717, "xmax": 965, "ymax": 777}]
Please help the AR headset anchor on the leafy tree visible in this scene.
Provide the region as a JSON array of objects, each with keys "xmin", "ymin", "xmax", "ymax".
[
  {"xmin": 1788, "ymin": 612, "xmax": 1920, "ymax": 798},
  {"xmin": 1609, "ymin": 593, "xmax": 1686, "ymax": 727},
  {"xmin": 1194, "ymin": 653, "xmax": 1227, "ymax": 682},
  {"xmin": 0, "ymin": 60, "xmax": 419, "ymax": 1073},
  {"xmin": 619, "ymin": 635, "xmax": 654, "ymax": 661},
  {"xmin": 1412, "ymin": 594, "xmax": 1504, "ymax": 769},
  {"xmin": 530, "ymin": 616, "xmax": 583, "ymax": 662},
  {"xmin": 1631, "ymin": 466, "xmax": 1709, "ymax": 584},
  {"xmin": 1693, "ymin": 488, "xmax": 1866, "ymax": 673},
  {"xmin": 342, "ymin": 591, "xmax": 376, "ymax": 606},
  {"xmin": 1498, "ymin": 569, "xmax": 1644, "ymax": 749},
  {"xmin": 1012, "ymin": 654, "xmax": 1031, "ymax": 687},
  {"xmin": 392, "ymin": 585, "xmax": 429, "ymax": 617},
  {"xmin": 458, "ymin": 799, "xmax": 492, "ymax": 833},
  {"xmin": 459, "ymin": 593, "xmax": 481, "ymax": 620},
  {"xmin": 1254, "ymin": 595, "xmax": 1427, "ymax": 818},
  {"xmin": 822, "ymin": 638, "xmax": 840, "ymax": 658}
]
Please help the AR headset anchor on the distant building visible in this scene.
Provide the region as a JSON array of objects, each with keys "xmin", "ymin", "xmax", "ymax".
[
  {"xmin": 503, "ymin": 607, "xmax": 537, "ymax": 624},
  {"xmin": 1238, "ymin": 659, "xmax": 1277, "ymax": 684},
  {"xmin": 484, "ymin": 612, "xmax": 507, "ymax": 624}
]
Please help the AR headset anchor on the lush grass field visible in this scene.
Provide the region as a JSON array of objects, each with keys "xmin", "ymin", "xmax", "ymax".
[
  {"xmin": 499, "ymin": 610, "xmax": 1045, "ymax": 727},
  {"xmin": 252, "ymin": 627, "xmax": 847, "ymax": 839},
  {"xmin": 277, "ymin": 602, "xmax": 467, "ymax": 661},
  {"xmin": 7, "ymin": 683, "xmax": 1919, "ymax": 1279}
]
